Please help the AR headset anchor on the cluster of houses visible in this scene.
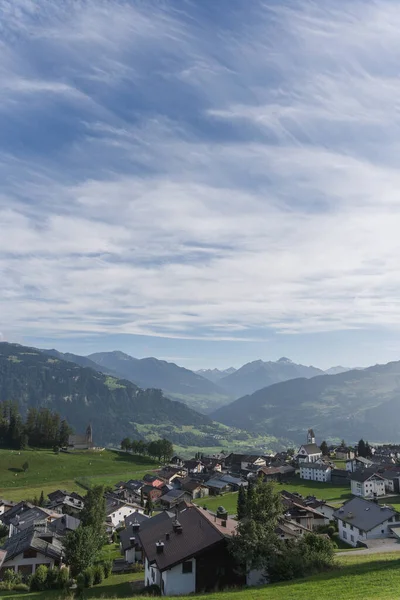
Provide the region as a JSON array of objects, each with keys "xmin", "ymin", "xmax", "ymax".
[{"xmin": 2, "ymin": 431, "xmax": 400, "ymax": 594}]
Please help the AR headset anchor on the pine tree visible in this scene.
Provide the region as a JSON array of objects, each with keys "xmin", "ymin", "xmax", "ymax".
[
  {"xmin": 320, "ymin": 440, "xmax": 329, "ymax": 456},
  {"xmin": 39, "ymin": 491, "xmax": 45, "ymax": 507},
  {"xmin": 237, "ymin": 485, "xmax": 247, "ymax": 520},
  {"xmin": 140, "ymin": 487, "xmax": 145, "ymax": 508},
  {"xmin": 246, "ymin": 479, "xmax": 254, "ymax": 518},
  {"xmin": 357, "ymin": 439, "xmax": 366, "ymax": 457},
  {"xmin": 145, "ymin": 498, "xmax": 153, "ymax": 516}
]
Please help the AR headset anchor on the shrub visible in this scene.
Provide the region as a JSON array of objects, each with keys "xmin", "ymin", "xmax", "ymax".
[
  {"xmin": 93, "ymin": 564, "xmax": 104, "ymax": 585},
  {"xmin": 58, "ymin": 566, "xmax": 70, "ymax": 588},
  {"xmin": 142, "ymin": 583, "xmax": 161, "ymax": 596},
  {"xmin": 327, "ymin": 525, "xmax": 336, "ymax": 538},
  {"xmin": 82, "ymin": 566, "xmax": 94, "ymax": 588},
  {"xmin": 103, "ymin": 560, "xmax": 112, "ymax": 578},
  {"xmin": 30, "ymin": 564, "xmax": 48, "ymax": 591},
  {"xmin": 131, "ymin": 562, "xmax": 145, "ymax": 573},
  {"xmin": 47, "ymin": 567, "xmax": 60, "ymax": 589},
  {"xmin": 13, "ymin": 583, "xmax": 29, "ymax": 591},
  {"xmin": 3, "ymin": 569, "xmax": 16, "ymax": 583},
  {"xmin": 0, "ymin": 582, "xmax": 10, "ymax": 591}
]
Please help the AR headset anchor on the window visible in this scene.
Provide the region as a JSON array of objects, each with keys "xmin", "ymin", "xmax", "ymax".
[
  {"xmin": 350, "ymin": 525, "xmax": 353, "ymax": 531},
  {"xmin": 350, "ymin": 535, "xmax": 354, "ymax": 543},
  {"xmin": 381, "ymin": 529, "xmax": 385, "ymax": 534},
  {"xmin": 182, "ymin": 561, "xmax": 193, "ymax": 574},
  {"xmin": 343, "ymin": 531, "xmax": 347, "ymax": 540}
]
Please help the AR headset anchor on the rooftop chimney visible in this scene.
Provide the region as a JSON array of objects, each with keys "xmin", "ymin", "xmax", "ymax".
[
  {"xmin": 173, "ymin": 519, "xmax": 183, "ymax": 534},
  {"xmin": 129, "ymin": 537, "xmax": 135, "ymax": 545},
  {"xmin": 132, "ymin": 519, "xmax": 140, "ymax": 532},
  {"xmin": 156, "ymin": 541, "xmax": 165, "ymax": 554}
]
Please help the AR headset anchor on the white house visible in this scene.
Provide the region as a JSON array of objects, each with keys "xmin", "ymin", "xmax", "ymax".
[
  {"xmin": 350, "ymin": 471, "xmax": 386, "ymax": 498},
  {"xmin": 300, "ymin": 463, "xmax": 332, "ymax": 482},
  {"xmin": 333, "ymin": 497, "xmax": 400, "ymax": 547},
  {"xmin": 105, "ymin": 497, "xmax": 144, "ymax": 529},
  {"xmin": 139, "ymin": 505, "xmax": 244, "ymax": 595}
]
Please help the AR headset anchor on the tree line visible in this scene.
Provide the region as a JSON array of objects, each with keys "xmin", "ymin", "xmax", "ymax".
[
  {"xmin": 120, "ymin": 437, "xmax": 173, "ymax": 462},
  {"xmin": 0, "ymin": 401, "xmax": 72, "ymax": 450}
]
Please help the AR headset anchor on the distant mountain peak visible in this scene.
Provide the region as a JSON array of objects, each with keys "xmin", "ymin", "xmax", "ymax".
[{"xmin": 277, "ymin": 357, "xmax": 293, "ymax": 363}]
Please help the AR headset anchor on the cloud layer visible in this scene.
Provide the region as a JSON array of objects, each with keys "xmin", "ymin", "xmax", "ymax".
[{"xmin": 2, "ymin": 0, "xmax": 400, "ymax": 342}]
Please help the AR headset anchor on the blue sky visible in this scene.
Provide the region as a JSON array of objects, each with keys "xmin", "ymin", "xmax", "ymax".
[{"xmin": 2, "ymin": 0, "xmax": 400, "ymax": 370}]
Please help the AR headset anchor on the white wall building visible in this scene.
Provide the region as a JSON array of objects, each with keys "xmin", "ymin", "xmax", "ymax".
[
  {"xmin": 300, "ymin": 463, "xmax": 332, "ymax": 482},
  {"xmin": 333, "ymin": 497, "xmax": 400, "ymax": 547},
  {"xmin": 350, "ymin": 472, "xmax": 385, "ymax": 498},
  {"xmin": 145, "ymin": 555, "xmax": 196, "ymax": 596}
]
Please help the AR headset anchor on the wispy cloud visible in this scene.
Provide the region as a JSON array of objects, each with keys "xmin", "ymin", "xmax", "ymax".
[{"xmin": 2, "ymin": 0, "xmax": 400, "ymax": 344}]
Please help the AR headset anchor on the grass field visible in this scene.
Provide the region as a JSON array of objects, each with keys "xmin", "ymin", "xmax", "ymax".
[
  {"xmin": 0, "ymin": 449, "xmax": 158, "ymax": 502},
  {"xmin": 198, "ymin": 477, "xmax": 352, "ymax": 514},
  {"xmin": 1, "ymin": 553, "xmax": 400, "ymax": 599},
  {"xmin": 0, "ymin": 571, "xmax": 144, "ymax": 599}
]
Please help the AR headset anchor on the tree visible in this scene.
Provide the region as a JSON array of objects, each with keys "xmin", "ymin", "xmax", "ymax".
[
  {"xmin": 246, "ymin": 478, "xmax": 254, "ymax": 518},
  {"xmin": 121, "ymin": 437, "xmax": 131, "ymax": 452},
  {"xmin": 365, "ymin": 441, "xmax": 372, "ymax": 458},
  {"xmin": 320, "ymin": 440, "xmax": 329, "ymax": 456},
  {"xmin": 22, "ymin": 461, "xmax": 29, "ymax": 472},
  {"xmin": 64, "ymin": 526, "xmax": 100, "ymax": 576},
  {"xmin": 160, "ymin": 438, "xmax": 173, "ymax": 463},
  {"xmin": 140, "ymin": 487, "xmax": 145, "ymax": 508},
  {"xmin": 80, "ymin": 486, "xmax": 106, "ymax": 549},
  {"xmin": 237, "ymin": 485, "xmax": 247, "ymax": 520},
  {"xmin": 357, "ymin": 439, "xmax": 366, "ymax": 458},
  {"xmin": 39, "ymin": 490, "xmax": 45, "ymax": 507},
  {"xmin": 59, "ymin": 420, "xmax": 72, "ymax": 447},
  {"xmin": 230, "ymin": 479, "xmax": 283, "ymax": 571},
  {"xmin": 145, "ymin": 497, "xmax": 154, "ymax": 516},
  {"xmin": 340, "ymin": 439, "xmax": 346, "ymax": 448}
]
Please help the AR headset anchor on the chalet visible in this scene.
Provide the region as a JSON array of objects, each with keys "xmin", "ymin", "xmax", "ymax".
[
  {"xmin": 1, "ymin": 503, "xmax": 59, "ymax": 537},
  {"xmin": 105, "ymin": 496, "xmax": 144, "ymax": 529},
  {"xmin": 142, "ymin": 485, "xmax": 163, "ymax": 503},
  {"xmin": 143, "ymin": 475, "xmax": 165, "ymax": 489},
  {"xmin": 0, "ymin": 527, "xmax": 64, "ymax": 578},
  {"xmin": 49, "ymin": 514, "xmax": 80, "ymax": 536},
  {"xmin": 280, "ymin": 492, "xmax": 328, "ymax": 529},
  {"xmin": 378, "ymin": 469, "xmax": 400, "ymax": 493},
  {"xmin": 114, "ymin": 480, "xmax": 143, "ymax": 504},
  {"xmin": 47, "ymin": 490, "xmax": 84, "ymax": 515},
  {"xmin": 68, "ymin": 424, "xmax": 94, "ymax": 450},
  {"xmin": 333, "ymin": 497, "xmax": 400, "ymax": 547},
  {"xmin": 258, "ymin": 465, "xmax": 296, "ymax": 482},
  {"xmin": 346, "ymin": 456, "xmax": 374, "ymax": 472},
  {"xmin": 125, "ymin": 511, "xmax": 149, "ymax": 529},
  {"xmin": 157, "ymin": 468, "xmax": 187, "ymax": 485},
  {"xmin": 205, "ymin": 479, "xmax": 231, "ymax": 496},
  {"xmin": 224, "ymin": 454, "xmax": 265, "ymax": 474},
  {"xmin": 335, "ymin": 446, "xmax": 355, "ymax": 460},
  {"xmin": 139, "ymin": 505, "xmax": 244, "ymax": 596},
  {"xmin": 202, "ymin": 457, "xmax": 223, "ymax": 472},
  {"xmin": 218, "ymin": 474, "xmax": 248, "ymax": 491},
  {"xmin": 350, "ymin": 471, "xmax": 386, "ymax": 498},
  {"xmin": 304, "ymin": 499, "xmax": 336, "ymax": 521},
  {"xmin": 159, "ymin": 490, "xmax": 191, "ymax": 509},
  {"xmin": 179, "ymin": 480, "xmax": 209, "ymax": 500},
  {"xmin": 120, "ymin": 520, "xmax": 144, "ymax": 564},
  {"xmin": 183, "ymin": 460, "xmax": 204, "ymax": 474},
  {"xmin": 0, "ymin": 500, "xmax": 15, "ymax": 517},
  {"xmin": 170, "ymin": 456, "xmax": 184, "ymax": 468},
  {"xmin": 299, "ymin": 463, "xmax": 332, "ymax": 483}
]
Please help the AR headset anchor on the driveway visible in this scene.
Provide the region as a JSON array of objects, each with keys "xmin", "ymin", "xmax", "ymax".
[{"xmin": 339, "ymin": 538, "xmax": 400, "ymax": 556}]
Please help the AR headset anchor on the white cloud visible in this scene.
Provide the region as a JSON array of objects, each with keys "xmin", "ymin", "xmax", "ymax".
[{"xmin": 2, "ymin": 0, "xmax": 400, "ymax": 341}]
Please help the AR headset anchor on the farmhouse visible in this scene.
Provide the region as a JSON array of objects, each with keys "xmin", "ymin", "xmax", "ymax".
[
  {"xmin": 346, "ymin": 456, "xmax": 374, "ymax": 472},
  {"xmin": 105, "ymin": 496, "xmax": 144, "ymax": 529},
  {"xmin": 350, "ymin": 471, "xmax": 386, "ymax": 498},
  {"xmin": 333, "ymin": 497, "xmax": 400, "ymax": 547},
  {"xmin": 0, "ymin": 527, "xmax": 64, "ymax": 577}
]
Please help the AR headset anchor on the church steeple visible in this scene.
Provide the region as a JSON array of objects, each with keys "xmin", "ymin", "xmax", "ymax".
[
  {"xmin": 307, "ymin": 428, "xmax": 315, "ymax": 444},
  {"xmin": 86, "ymin": 424, "xmax": 93, "ymax": 444}
]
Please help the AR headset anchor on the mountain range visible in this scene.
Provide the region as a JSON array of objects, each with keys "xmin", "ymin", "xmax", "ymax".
[
  {"xmin": 195, "ymin": 367, "xmax": 236, "ymax": 383},
  {"xmin": 0, "ymin": 342, "xmax": 212, "ymax": 447},
  {"xmin": 211, "ymin": 361, "xmax": 400, "ymax": 444}
]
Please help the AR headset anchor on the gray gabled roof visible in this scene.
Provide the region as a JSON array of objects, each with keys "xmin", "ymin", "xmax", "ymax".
[
  {"xmin": 333, "ymin": 497, "xmax": 398, "ymax": 532},
  {"xmin": 300, "ymin": 463, "xmax": 331, "ymax": 471},
  {"xmin": 350, "ymin": 470, "xmax": 384, "ymax": 483},
  {"xmin": 1, "ymin": 528, "xmax": 64, "ymax": 563},
  {"xmin": 298, "ymin": 444, "xmax": 321, "ymax": 455}
]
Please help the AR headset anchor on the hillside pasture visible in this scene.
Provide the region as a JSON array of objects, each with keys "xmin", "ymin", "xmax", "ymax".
[{"xmin": 0, "ymin": 449, "xmax": 158, "ymax": 502}]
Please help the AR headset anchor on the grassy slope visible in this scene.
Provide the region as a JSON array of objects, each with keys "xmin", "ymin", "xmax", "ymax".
[
  {"xmin": 199, "ymin": 478, "xmax": 352, "ymax": 514},
  {"xmin": 0, "ymin": 449, "xmax": 158, "ymax": 502},
  {"xmin": 1, "ymin": 554, "xmax": 400, "ymax": 599}
]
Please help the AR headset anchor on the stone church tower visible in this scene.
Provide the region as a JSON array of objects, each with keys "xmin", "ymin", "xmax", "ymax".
[
  {"xmin": 307, "ymin": 428, "xmax": 315, "ymax": 444},
  {"xmin": 86, "ymin": 424, "xmax": 93, "ymax": 445}
]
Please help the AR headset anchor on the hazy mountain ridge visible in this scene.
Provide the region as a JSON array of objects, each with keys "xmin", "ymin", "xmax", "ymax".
[
  {"xmin": 215, "ymin": 357, "xmax": 324, "ymax": 398},
  {"xmin": 211, "ymin": 362, "xmax": 400, "ymax": 444},
  {"xmin": 0, "ymin": 342, "xmax": 212, "ymax": 446},
  {"xmin": 88, "ymin": 351, "xmax": 232, "ymax": 413},
  {"xmin": 195, "ymin": 367, "xmax": 236, "ymax": 383}
]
